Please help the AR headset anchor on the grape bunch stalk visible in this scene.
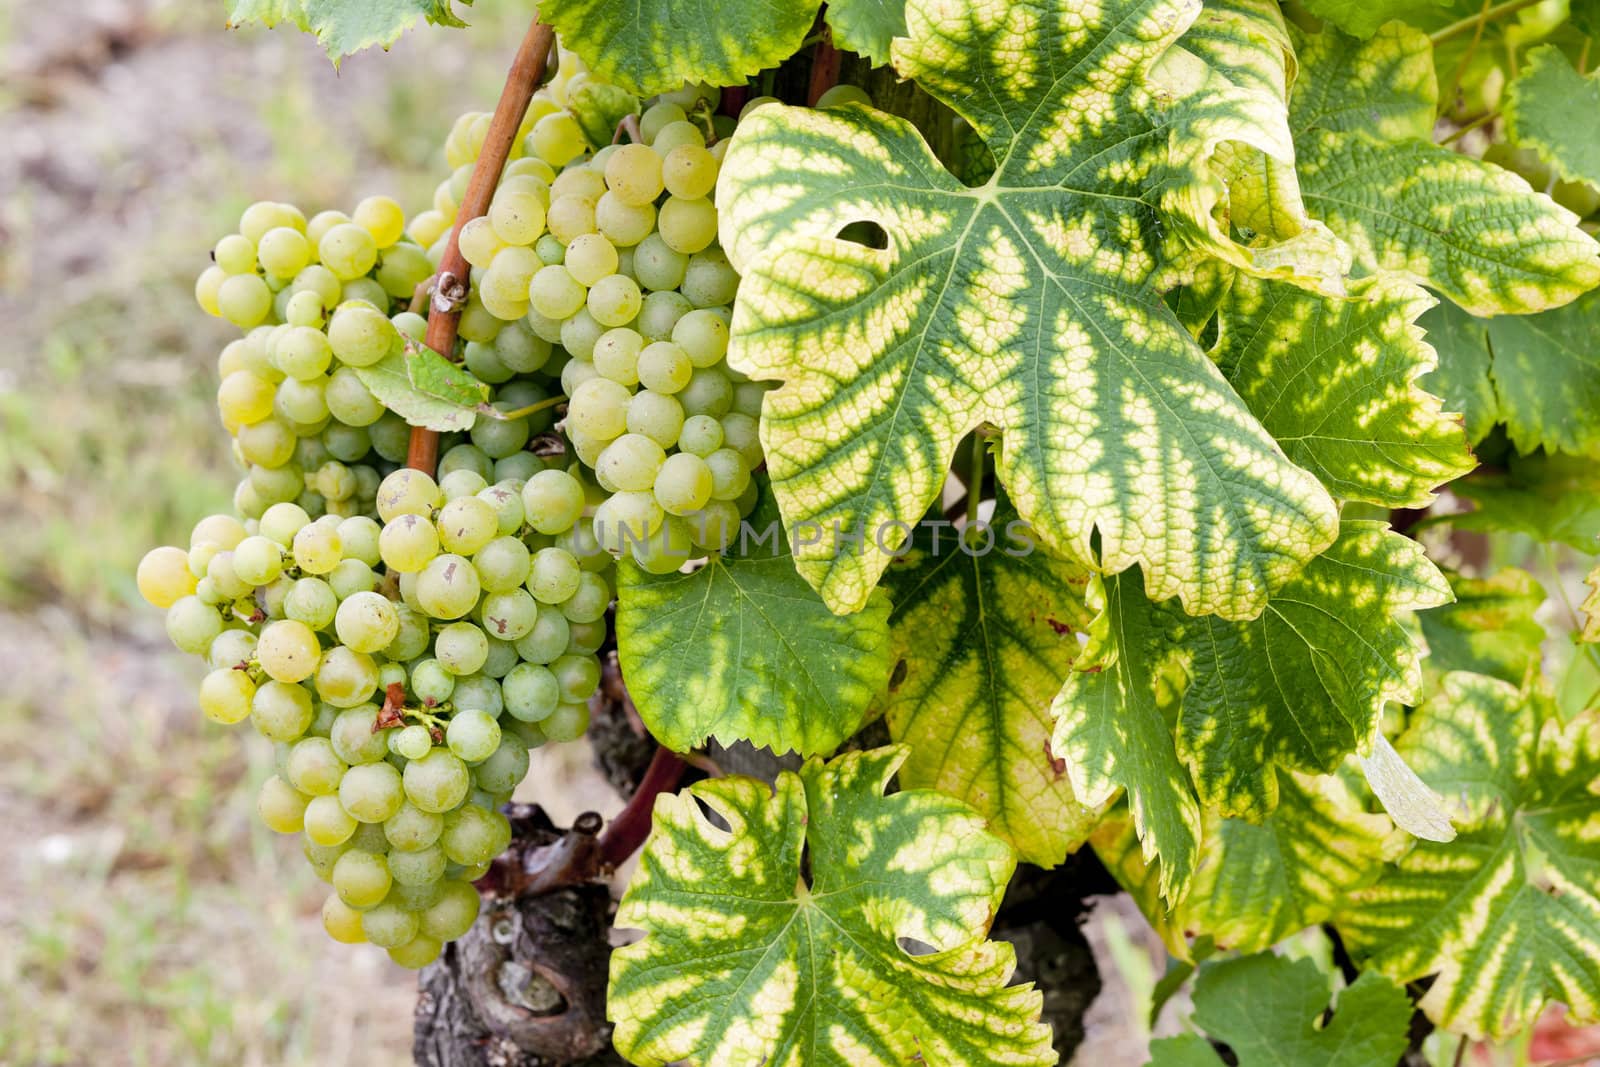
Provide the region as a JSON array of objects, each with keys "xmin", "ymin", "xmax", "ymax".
[{"xmin": 136, "ymin": 43, "xmax": 782, "ymax": 969}]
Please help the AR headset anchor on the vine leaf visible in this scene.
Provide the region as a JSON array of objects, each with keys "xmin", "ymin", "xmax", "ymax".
[
  {"xmin": 405, "ymin": 341, "xmax": 491, "ymax": 407},
  {"xmin": 1505, "ymin": 46, "xmax": 1600, "ymax": 189},
  {"xmin": 354, "ymin": 351, "xmax": 480, "ymax": 431},
  {"xmin": 1050, "ymin": 566, "xmax": 1200, "ymax": 902},
  {"xmin": 1292, "ymin": 23, "xmax": 1600, "ymax": 316},
  {"xmin": 567, "ymin": 81, "xmax": 640, "ymax": 150},
  {"xmin": 225, "ymin": 0, "xmax": 469, "ymax": 61},
  {"xmin": 875, "ymin": 505, "xmax": 1100, "ymax": 867},
  {"xmin": 721, "ymin": 0, "xmax": 1339, "ymax": 618},
  {"xmin": 607, "ymin": 747, "xmax": 1055, "ymax": 1067},
  {"xmin": 1449, "ymin": 452, "xmax": 1600, "ymax": 551},
  {"xmin": 1418, "ymin": 300, "xmax": 1498, "ymax": 446},
  {"xmin": 1295, "ymin": 0, "xmax": 1445, "ymax": 38},
  {"xmin": 1481, "ymin": 290, "xmax": 1600, "ymax": 458},
  {"xmin": 615, "ymin": 500, "xmax": 893, "ymax": 757},
  {"xmin": 1339, "ymin": 672, "xmax": 1600, "ymax": 1040},
  {"xmin": 1213, "ymin": 275, "xmax": 1475, "ymax": 508},
  {"xmin": 1419, "ymin": 568, "xmax": 1546, "ymax": 684},
  {"xmin": 1148, "ymin": 953, "xmax": 1413, "ymax": 1067},
  {"xmin": 1098, "ymin": 766, "xmax": 1402, "ymax": 960},
  {"xmin": 824, "ymin": 0, "xmax": 908, "ymax": 68}
]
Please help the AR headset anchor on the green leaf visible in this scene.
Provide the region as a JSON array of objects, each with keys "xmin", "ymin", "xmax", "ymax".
[
  {"xmin": 353, "ymin": 351, "xmax": 478, "ymax": 432},
  {"xmin": 1482, "ymin": 290, "xmax": 1600, "ymax": 458},
  {"xmin": 225, "ymin": 0, "xmax": 468, "ymax": 60},
  {"xmin": 1098, "ymin": 768, "xmax": 1403, "ymax": 960},
  {"xmin": 1149, "ymin": 953, "xmax": 1413, "ymax": 1067},
  {"xmin": 1419, "ymin": 568, "xmax": 1546, "ymax": 684},
  {"xmin": 1585, "ymin": 564, "xmax": 1600, "ymax": 642},
  {"xmin": 540, "ymin": 0, "xmax": 814, "ymax": 97},
  {"xmin": 607, "ymin": 747, "xmax": 1054, "ymax": 1067},
  {"xmin": 1213, "ymin": 275, "xmax": 1475, "ymax": 508},
  {"xmin": 567, "ymin": 81, "xmax": 640, "ymax": 152},
  {"xmin": 1050, "ymin": 567, "xmax": 1201, "ymax": 902},
  {"xmin": 1292, "ymin": 23, "xmax": 1600, "ymax": 316},
  {"xmin": 1339, "ymin": 672, "xmax": 1600, "ymax": 1040},
  {"xmin": 825, "ymin": 0, "xmax": 908, "ymax": 68},
  {"xmin": 1506, "ymin": 45, "xmax": 1600, "ymax": 189},
  {"xmin": 1418, "ymin": 300, "xmax": 1498, "ymax": 445},
  {"xmin": 1297, "ymin": 0, "xmax": 1447, "ymax": 38},
  {"xmin": 615, "ymin": 503, "xmax": 893, "ymax": 757},
  {"xmin": 721, "ymin": 0, "xmax": 1339, "ymax": 618},
  {"xmin": 1450, "ymin": 451, "xmax": 1600, "ymax": 551},
  {"xmin": 875, "ymin": 505, "xmax": 1099, "ymax": 867},
  {"xmin": 405, "ymin": 341, "xmax": 490, "ymax": 407}
]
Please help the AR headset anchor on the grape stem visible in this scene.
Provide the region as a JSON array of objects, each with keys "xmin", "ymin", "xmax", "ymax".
[
  {"xmin": 613, "ymin": 113, "xmax": 643, "ymax": 145},
  {"xmin": 598, "ymin": 745, "xmax": 688, "ymax": 867},
  {"xmin": 405, "ymin": 16, "xmax": 557, "ymax": 475}
]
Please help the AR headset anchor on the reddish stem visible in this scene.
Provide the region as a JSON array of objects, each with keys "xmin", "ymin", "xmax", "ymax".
[
  {"xmin": 806, "ymin": 27, "xmax": 841, "ymax": 106},
  {"xmin": 598, "ymin": 746, "xmax": 688, "ymax": 867},
  {"xmin": 405, "ymin": 17, "xmax": 556, "ymax": 475}
]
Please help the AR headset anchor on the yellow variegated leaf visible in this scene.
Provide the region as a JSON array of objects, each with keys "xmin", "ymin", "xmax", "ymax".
[
  {"xmin": 1291, "ymin": 23, "xmax": 1600, "ymax": 316},
  {"xmin": 720, "ymin": 0, "xmax": 1339, "ymax": 618},
  {"xmin": 607, "ymin": 747, "xmax": 1054, "ymax": 1067},
  {"xmin": 1419, "ymin": 568, "xmax": 1546, "ymax": 684},
  {"xmin": 1339, "ymin": 673, "xmax": 1600, "ymax": 1040}
]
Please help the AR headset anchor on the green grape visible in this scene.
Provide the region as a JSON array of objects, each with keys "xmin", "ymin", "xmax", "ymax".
[
  {"xmin": 446, "ymin": 709, "xmax": 502, "ymax": 763},
  {"xmin": 679, "ymin": 367, "xmax": 734, "ymax": 418},
  {"xmin": 350, "ymin": 195, "xmax": 403, "ymax": 249},
  {"xmin": 384, "ymin": 607, "xmax": 430, "ymax": 664},
  {"xmin": 440, "ymin": 468, "xmax": 490, "ymax": 501},
  {"xmin": 493, "ymin": 319, "xmax": 552, "ymax": 373},
  {"xmin": 218, "ymin": 273, "xmax": 273, "ymax": 328},
  {"xmin": 661, "ymin": 143, "xmax": 718, "ymax": 200},
  {"xmin": 625, "ymin": 390, "xmax": 685, "ymax": 448},
  {"xmin": 420, "ymin": 879, "xmax": 480, "ymax": 941},
  {"xmin": 436, "ymin": 496, "xmax": 500, "ymax": 556},
  {"xmin": 207, "ymin": 550, "xmax": 253, "ymax": 600},
  {"xmin": 473, "ymin": 738, "xmax": 531, "ymax": 794},
  {"xmin": 678, "ymin": 413, "xmax": 725, "ymax": 457},
  {"xmin": 651, "ymin": 119, "xmax": 706, "ymax": 155},
  {"xmin": 637, "ymin": 340, "xmax": 692, "ymax": 394},
  {"xmin": 640, "ymin": 101, "xmax": 688, "ymax": 143},
  {"xmin": 238, "ymin": 418, "xmax": 296, "ymax": 467},
  {"xmin": 470, "ymin": 408, "xmax": 531, "ymax": 460},
  {"xmin": 322, "ymin": 893, "xmax": 368, "ymax": 943},
  {"xmin": 292, "ymin": 521, "xmax": 342, "ymax": 574},
  {"xmin": 369, "ymin": 413, "xmax": 412, "ymax": 463},
  {"xmin": 276, "ymin": 325, "xmax": 333, "ymax": 380},
  {"xmin": 552, "ymin": 165, "xmax": 608, "ymax": 201},
  {"xmin": 534, "ymin": 232, "xmax": 567, "ymax": 264},
  {"xmin": 658, "ymin": 196, "xmax": 718, "ymax": 254},
  {"xmin": 564, "ymin": 232, "xmax": 620, "ymax": 286},
  {"xmin": 310, "ymin": 701, "xmax": 342, "ymax": 737},
  {"xmin": 275, "ymin": 376, "xmax": 329, "ymax": 425},
  {"xmin": 138, "ymin": 545, "xmax": 199, "ymax": 608},
  {"xmin": 465, "ymin": 340, "xmax": 512, "ymax": 385},
  {"xmin": 252, "ymin": 679, "xmax": 315, "ymax": 742},
  {"xmin": 596, "ymin": 433, "xmax": 666, "ymax": 493},
  {"xmin": 530, "ymin": 111, "xmax": 586, "ymax": 167},
  {"xmin": 547, "ymin": 194, "xmax": 598, "ymax": 243},
  {"xmin": 528, "ymin": 264, "xmax": 587, "ymax": 320},
  {"xmin": 411, "ymin": 658, "xmax": 456, "ymax": 707},
  {"xmin": 521, "ymin": 470, "xmax": 585, "ymax": 534},
  {"xmin": 604, "ymin": 143, "xmax": 665, "ymax": 206},
  {"xmin": 477, "ymin": 483, "xmax": 526, "ymax": 535},
  {"xmin": 560, "ymin": 570, "xmax": 612, "ymax": 624},
  {"xmin": 320, "ymin": 223, "xmax": 379, "ymax": 280},
  {"xmin": 334, "ymin": 591, "xmax": 400, "ymax": 653},
  {"xmin": 542, "ymin": 701, "xmax": 591, "ymax": 743},
  {"xmin": 440, "ymin": 804, "xmax": 511, "ymax": 866},
  {"xmin": 332, "ymin": 706, "xmax": 389, "ymax": 764},
  {"xmin": 481, "ymin": 589, "xmax": 538, "ymax": 641},
  {"xmin": 284, "ymin": 288, "xmax": 327, "ymax": 327},
  {"xmin": 199, "ymin": 667, "xmax": 255, "ymax": 724},
  {"xmin": 503, "ymin": 662, "xmax": 560, "ymax": 722},
  {"xmin": 528, "ymin": 547, "xmax": 583, "ymax": 604},
  {"xmin": 451, "ymin": 674, "xmax": 504, "ymax": 718},
  {"xmin": 552, "ymin": 653, "xmax": 602, "ymax": 704},
  {"xmin": 392, "ymin": 725, "xmax": 434, "ymax": 762},
  {"xmin": 376, "ymin": 243, "xmax": 434, "ymax": 299},
  {"xmin": 340, "ymin": 761, "xmax": 405, "ymax": 823},
  {"xmin": 243, "ymin": 202, "xmax": 306, "ymax": 243},
  {"xmin": 333, "ymin": 848, "xmax": 392, "ymax": 909},
  {"xmin": 816, "ymin": 84, "xmax": 872, "ymax": 108},
  {"xmin": 514, "ymin": 607, "xmax": 570, "ymax": 665},
  {"xmin": 595, "ymin": 192, "xmax": 655, "ymax": 247},
  {"xmin": 706, "ymin": 448, "xmax": 752, "ymax": 501},
  {"xmin": 654, "ymin": 452, "xmax": 714, "ymax": 515},
  {"xmin": 732, "ymin": 381, "xmax": 767, "ymax": 419},
  {"xmin": 672, "ymin": 307, "xmax": 730, "ymax": 367},
  {"xmin": 682, "ymin": 248, "xmax": 738, "ymax": 307},
  {"xmin": 404, "ymin": 749, "xmax": 471, "ymax": 813},
  {"xmin": 633, "ymin": 236, "xmax": 690, "ymax": 295},
  {"xmin": 562, "ymin": 358, "xmax": 600, "ymax": 397},
  {"xmin": 217, "ymin": 370, "xmax": 277, "ymax": 426},
  {"xmin": 315, "ymin": 645, "xmax": 379, "ymax": 707},
  {"xmin": 415, "ymin": 553, "xmax": 482, "ymax": 619},
  {"xmin": 435, "ymin": 621, "xmax": 490, "ymax": 675},
  {"xmin": 380, "ymin": 514, "xmax": 441, "ymax": 573},
  {"xmin": 257, "ymin": 619, "xmax": 321, "ymax": 683},
  {"xmin": 378, "ymin": 467, "xmax": 440, "ymax": 520},
  {"xmin": 315, "ymin": 463, "xmax": 359, "ymax": 505},
  {"xmin": 284, "ymin": 577, "xmax": 337, "ymax": 629},
  {"xmin": 482, "ymin": 636, "xmax": 520, "ymax": 679},
  {"xmin": 305, "ymin": 792, "xmax": 358, "ymax": 846},
  {"xmin": 259, "ymin": 502, "xmax": 310, "ymax": 546},
  {"xmin": 293, "ymin": 264, "xmax": 343, "ymax": 310},
  {"xmin": 287, "ymin": 737, "xmax": 347, "ymax": 795},
  {"xmin": 388, "ymin": 843, "xmax": 447, "ymax": 888},
  {"xmin": 721, "ymin": 412, "xmax": 763, "ymax": 467},
  {"xmin": 474, "ymin": 535, "xmax": 533, "ymax": 592},
  {"xmin": 258, "ymin": 775, "xmax": 310, "ymax": 833},
  {"xmin": 343, "ymin": 276, "xmax": 391, "ymax": 311},
  {"xmin": 214, "ymin": 233, "xmax": 258, "ymax": 275},
  {"xmin": 196, "ymin": 265, "xmax": 227, "ymax": 316},
  {"xmin": 385, "ymin": 802, "xmax": 445, "ymax": 851},
  {"xmin": 566, "ymin": 377, "xmax": 631, "ymax": 441},
  {"xmin": 489, "ymin": 185, "xmax": 547, "ymax": 245},
  {"xmin": 327, "ymin": 303, "xmax": 397, "ymax": 367},
  {"xmin": 335, "ymin": 516, "xmax": 382, "ymax": 566},
  {"xmin": 457, "ymin": 295, "xmax": 505, "ymax": 344},
  {"xmin": 592, "ymin": 327, "xmax": 644, "ymax": 386},
  {"xmin": 390, "ymin": 934, "xmax": 444, "ymax": 969}
]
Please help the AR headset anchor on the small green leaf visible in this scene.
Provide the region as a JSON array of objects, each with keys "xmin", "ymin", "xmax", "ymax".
[
  {"xmin": 1293, "ymin": 24, "xmax": 1600, "ymax": 316},
  {"xmin": 405, "ymin": 341, "xmax": 490, "ymax": 407},
  {"xmin": 615, "ymin": 504, "xmax": 893, "ymax": 757},
  {"xmin": 825, "ymin": 0, "xmax": 908, "ymax": 68},
  {"xmin": 607, "ymin": 747, "xmax": 1054, "ymax": 1067},
  {"xmin": 224, "ymin": 0, "xmax": 310, "ymax": 31},
  {"xmin": 1340, "ymin": 672, "xmax": 1600, "ymax": 1040},
  {"xmin": 227, "ymin": 0, "xmax": 468, "ymax": 60},
  {"xmin": 1149, "ymin": 953, "xmax": 1413, "ymax": 1067},
  {"xmin": 1050, "ymin": 567, "xmax": 1201, "ymax": 902},
  {"xmin": 1214, "ymin": 275, "xmax": 1475, "ymax": 508},
  {"xmin": 353, "ymin": 352, "xmax": 478, "ymax": 432},
  {"xmin": 1420, "ymin": 568, "xmax": 1546, "ymax": 683},
  {"xmin": 540, "ymin": 0, "xmax": 814, "ymax": 97},
  {"xmin": 1482, "ymin": 290, "xmax": 1600, "ymax": 458},
  {"xmin": 1506, "ymin": 45, "xmax": 1600, "ymax": 189},
  {"xmin": 876, "ymin": 505, "xmax": 1100, "ymax": 867},
  {"xmin": 1418, "ymin": 300, "xmax": 1498, "ymax": 445},
  {"xmin": 1298, "ymin": 0, "xmax": 1447, "ymax": 38},
  {"xmin": 1097, "ymin": 767, "xmax": 1403, "ymax": 960},
  {"xmin": 1450, "ymin": 452, "xmax": 1600, "ymax": 551},
  {"xmin": 567, "ymin": 81, "xmax": 640, "ymax": 151}
]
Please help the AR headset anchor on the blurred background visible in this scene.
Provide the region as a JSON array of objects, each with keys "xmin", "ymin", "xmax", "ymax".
[{"xmin": 3, "ymin": 2, "xmax": 1597, "ymax": 1066}]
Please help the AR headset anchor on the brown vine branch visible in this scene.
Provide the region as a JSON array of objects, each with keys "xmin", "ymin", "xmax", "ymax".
[
  {"xmin": 405, "ymin": 16, "xmax": 556, "ymax": 475},
  {"xmin": 598, "ymin": 745, "xmax": 688, "ymax": 868},
  {"xmin": 805, "ymin": 24, "xmax": 841, "ymax": 106}
]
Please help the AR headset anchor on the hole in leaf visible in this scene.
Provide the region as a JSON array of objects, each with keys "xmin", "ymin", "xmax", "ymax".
[
  {"xmin": 897, "ymin": 936, "xmax": 938, "ymax": 957},
  {"xmin": 888, "ymin": 658, "xmax": 908, "ymax": 692},
  {"xmin": 693, "ymin": 795, "xmax": 732, "ymax": 833},
  {"xmin": 835, "ymin": 220, "xmax": 888, "ymax": 249}
]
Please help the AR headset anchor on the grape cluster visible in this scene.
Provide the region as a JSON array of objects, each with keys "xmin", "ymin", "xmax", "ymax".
[{"xmin": 441, "ymin": 69, "xmax": 771, "ymax": 574}]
